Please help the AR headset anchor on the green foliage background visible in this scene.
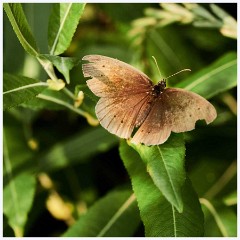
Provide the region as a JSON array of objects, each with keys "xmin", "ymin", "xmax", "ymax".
[{"xmin": 3, "ymin": 3, "xmax": 237, "ymax": 237}]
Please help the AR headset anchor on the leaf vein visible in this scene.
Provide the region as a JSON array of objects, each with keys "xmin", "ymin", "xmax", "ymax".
[
  {"xmin": 157, "ymin": 146, "xmax": 178, "ymax": 204},
  {"xmin": 50, "ymin": 3, "xmax": 73, "ymax": 55}
]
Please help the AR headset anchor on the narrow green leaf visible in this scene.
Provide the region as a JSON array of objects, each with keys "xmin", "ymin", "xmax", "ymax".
[
  {"xmin": 176, "ymin": 52, "xmax": 237, "ymax": 99},
  {"xmin": 48, "ymin": 3, "xmax": 86, "ymax": 55},
  {"xmin": 193, "ymin": 20, "xmax": 221, "ymax": 28},
  {"xmin": 3, "ymin": 73, "xmax": 47, "ymax": 110},
  {"xmin": 40, "ymin": 54, "xmax": 80, "ymax": 84},
  {"xmin": 210, "ymin": 4, "xmax": 230, "ymax": 20},
  {"xmin": 39, "ymin": 127, "xmax": 118, "ymax": 172},
  {"xmin": 3, "ymin": 172, "xmax": 36, "ymax": 237},
  {"xmin": 130, "ymin": 134, "xmax": 186, "ymax": 212},
  {"xmin": 192, "ymin": 4, "xmax": 219, "ymax": 23},
  {"xmin": 119, "ymin": 141, "xmax": 204, "ymax": 237},
  {"xmin": 63, "ymin": 189, "xmax": 140, "ymax": 237},
  {"xmin": 3, "ymin": 3, "xmax": 39, "ymax": 56}
]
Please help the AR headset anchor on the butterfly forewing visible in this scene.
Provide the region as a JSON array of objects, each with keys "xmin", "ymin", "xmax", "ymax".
[
  {"xmin": 96, "ymin": 93, "xmax": 154, "ymax": 138},
  {"xmin": 82, "ymin": 55, "xmax": 152, "ymax": 97},
  {"xmin": 82, "ymin": 55, "xmax": 154, "ymax": 139}
]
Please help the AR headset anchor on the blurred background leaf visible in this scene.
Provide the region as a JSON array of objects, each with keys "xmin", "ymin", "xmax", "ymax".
[
  {"xmin": 176, "ymin": 52, "xmax": 237, "ymax": 99},
  {"xmin": 3, "ymin": 171, "xmax": 36, "ymax": 237},
  {"xmin": 63, "ymin": 189, "xmax": 140, "ymax": 237},
  {"xmin": 200, "ymin": 198, "xmax": 237, "ymax": 237}
]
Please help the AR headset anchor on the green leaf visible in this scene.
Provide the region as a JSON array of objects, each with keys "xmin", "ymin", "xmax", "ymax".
[
  {"xmin": 223, "ymin": 191, "xmax": 237, "ymax": 206},
  {"xmin": 210, "ymin": 4, "xmax": 230, "ymax": 20},
  {"xmin": 201, "ymin": 198, "xmax": 237, "ymax": 237},
  {"xmin": 39, "ymin": 54, "xmax": 80, "ymax": 84},
  {"xmin": 48, "ymin": 3, "xmax": 86, "ymax": 55},
  {"xmin": 3, "ymin": 172, "xmax": 36, "ymax": 237},
  {"xmin": 193, "ymin": 20, "xmax": 221, "ymax": 28},
  {"xmin": 3, "ymin": 73, "xmax": 47, "ymax": 110},
  {"xmin": 63, "ymin": 189, "xmax": 140, "ymax": 237},
  {"xmin": 130, "ymin": 134, "xmax": 186, "ymax": 212},
  {"xmin": 3, "ymin": 3, "xmax": 39, "ymax": 56},
  {"xmin": 21, "ymin": 87, "xmax": 71, "ymax": 110},
  {"xmin": 119, "ymin": 141, "xmax": 204, "ymax": 237},
  {"xmin": 3, "ymin": 112, "xmax": 36, "ymax": 182},
  {"xmin": 191, "ymin": 4, "xmax": 219, "ymax": 23},
  {"xmin": 39, "ymin": 127, "xmax": 118, "ymax": 172},
  {"xmin": 176, "ymin": 52, "xmax": 237, "ymax": 99}
]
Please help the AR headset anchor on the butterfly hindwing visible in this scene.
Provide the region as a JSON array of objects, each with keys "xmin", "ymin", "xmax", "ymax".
[{"xmin": 131, "ymin": 88, "xmax": 217, "ymax": 145}]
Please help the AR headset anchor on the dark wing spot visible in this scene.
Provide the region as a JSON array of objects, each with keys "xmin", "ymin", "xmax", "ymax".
[
  {"xmin": 198, "ymin": 107, "xmax": 201, "ymax": 110},
  {"xmin": 102, "ymin": 65, "xmax": 105, "ymax": 67},
  {"xmin": 114, "ymin": 115, "xmax": 116, "ymax": 118},
  {"xmin": 121, "ymin": 120, "xmax": 124, "ymax": 123}
]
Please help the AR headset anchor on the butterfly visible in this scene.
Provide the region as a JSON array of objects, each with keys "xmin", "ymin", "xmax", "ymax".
[{"xmin": 82, "ymin": 55, "xmax": 217, "ymax": 146}]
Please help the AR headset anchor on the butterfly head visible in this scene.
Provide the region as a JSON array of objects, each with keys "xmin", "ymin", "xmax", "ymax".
[{"xmin": 152, "ymin": 79, "xmax": 166, "ymax": 96}]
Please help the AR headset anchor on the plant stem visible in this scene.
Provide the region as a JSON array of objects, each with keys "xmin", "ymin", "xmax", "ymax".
[
  {"xmin": 204, "ymin": 161, "xmax": 237, "ymax": 199},
  {"xmin": 62, "ymin": 87, "xmax": 76, "ymax": 100},
  {"xmin": 37, "ymin": 93, "xmax": 87, "ymax": 117},
  {"xmin": 200, "ymin": 198, "xmax": 228, "ymax": 237}
]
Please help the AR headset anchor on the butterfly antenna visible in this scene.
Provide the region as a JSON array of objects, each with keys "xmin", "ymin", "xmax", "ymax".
[
  {"xmin": 152, "ymin": 56, "xmax": 162, "ymax": 79},
  {"xmin": 165, "ymin": 69, "xmax": 191, "ymax": 80}
]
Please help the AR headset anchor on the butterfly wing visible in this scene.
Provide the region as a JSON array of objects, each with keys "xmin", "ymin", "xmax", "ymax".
[
  {"xmin": 82, "ymin": 55, "xmax": 152, "ymax": 97},
  {"xmin": 131, "ymin": 88, "xmax": 217, "ymax": 145},
  {"xmin": 96, "ymin": 93, "xmax": 154, "ymax": 138},
  {"xmin": 82, "ymin": 55, "xmax": 154, "ymax": 138}
]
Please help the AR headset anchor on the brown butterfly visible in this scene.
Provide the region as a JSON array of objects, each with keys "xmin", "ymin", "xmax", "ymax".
[{"xmin": 82, "ymin": 55, "xmax": 217, "ymax": 146}]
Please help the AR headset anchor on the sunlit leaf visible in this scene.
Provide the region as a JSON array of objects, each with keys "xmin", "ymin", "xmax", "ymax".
[
  {"xmin": 3, "ymin": 3, "xmax": 39, "ymax": 56},
  {"xmin": 48, "ymin": 3, "xmax": 86, "ymax": 55},
  {"xmin": 119, "ymin": 141, "xmax": 204, "ymax": 237},
  {"xmin": 130, "ymin": 134, "xmax": 185, "ymax": 212}
]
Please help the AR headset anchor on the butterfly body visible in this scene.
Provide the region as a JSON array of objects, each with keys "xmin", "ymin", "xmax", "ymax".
[
  {"xmin": 153, "ymin": 80, "xmax": 166, "ymax": 96},
  {"xmin": 82, "ymin": 55, "xmax": 217, "ymax": 146}
]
